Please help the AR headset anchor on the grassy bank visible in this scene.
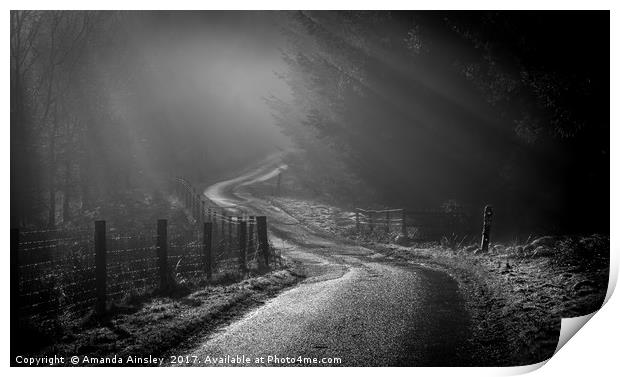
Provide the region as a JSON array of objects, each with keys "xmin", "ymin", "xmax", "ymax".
[
  {"xmin": 15, "ymin": 263, "xmax": 305, "ymax": 366},
  {"xmin": 269, "ymin": 196, "xmax": 609, "ymax": 366}
]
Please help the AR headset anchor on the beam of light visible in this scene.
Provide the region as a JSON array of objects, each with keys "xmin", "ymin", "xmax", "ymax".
[{"xmin": 280, "ymin": 11, "xmax": 539, "ymax": 204}]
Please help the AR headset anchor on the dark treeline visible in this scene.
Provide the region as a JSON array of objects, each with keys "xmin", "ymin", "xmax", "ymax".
[
  {"xmin": 11, "ymin": 11, "xmax": 609, "ymax": 237},
  {"xmin": 271, "ymin": 11, "xmax": 609, "ymax": 236},
  {"xmin": 11, "ymin": 11, "xmax": 122, "ymax": 228}
]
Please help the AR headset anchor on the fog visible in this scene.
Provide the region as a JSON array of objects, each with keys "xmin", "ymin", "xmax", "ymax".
[
  {"xmin": 11, "ymin": 11, "xmax": 609, "ymax": 236},
  {"xmin": 111, "ymin": 12, "xmax": 293, "ymax": 181}
]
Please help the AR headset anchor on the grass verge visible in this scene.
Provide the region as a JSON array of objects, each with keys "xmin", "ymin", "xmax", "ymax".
[
  {"xmin": 269, "ymin": 196, "xmax": 609, "ymax": 366},
  {"xmin": 16, "ymin": 263, "xmax": 305, "ymax": 366}
]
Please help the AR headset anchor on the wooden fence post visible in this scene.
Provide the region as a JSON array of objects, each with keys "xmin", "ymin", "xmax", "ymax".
[
  {"xmin": 355, "ymin": 211, "xmax": 360, "ymax": 232},
  {"xmin": 385, "ymin": 210, "xmax": 390, "ymax": 233},
  {"xmin": 238, "ymin": 221, "xmax": 247, "ymax": 273},
  {"xmin": 157, "ymin": 219, "xmax": 169, "ymax": 290},
  {"xmin": 203, "ymin": 222, "xmax": 213, "ymax": 279},
  {"xmin": 256, "ymin": 216, "xmax": 269, "ymax": 267},
  {"xmin": 95, "ymin": 220, "xmax": 106, "ymax": 316},
  {"xmin": 480, "ymin": 205, "xmax": 493, "ymax": 252},
  {"xmin": 401, "ymin": 209, "xmax": 407, "ymax": 235}
]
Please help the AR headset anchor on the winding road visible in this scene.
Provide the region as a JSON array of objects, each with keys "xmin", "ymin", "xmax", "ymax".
[{"xmin": 179, "ymin": 154, "xmax": 471, "ymax": 366}]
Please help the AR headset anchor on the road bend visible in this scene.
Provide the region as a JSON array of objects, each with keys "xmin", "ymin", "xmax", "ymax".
[{"xmin": 176, "ymin": 154, "xmax": 471, "ymax": 366}]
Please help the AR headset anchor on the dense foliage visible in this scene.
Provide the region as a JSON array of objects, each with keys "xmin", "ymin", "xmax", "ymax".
[{"xmin": 272, "ymin": 11, "xmax": 609, "ymax": 235}]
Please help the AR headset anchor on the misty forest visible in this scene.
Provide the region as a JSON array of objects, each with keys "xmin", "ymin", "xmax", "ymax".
[{"xmin": 10, "ymin": 11, "xmax": 609, "ymax": 367}]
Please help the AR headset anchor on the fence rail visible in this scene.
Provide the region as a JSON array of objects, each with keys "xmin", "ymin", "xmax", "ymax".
[{"xmin": 352, "ymin": 205, "xmax": 490, "ymax": 242}]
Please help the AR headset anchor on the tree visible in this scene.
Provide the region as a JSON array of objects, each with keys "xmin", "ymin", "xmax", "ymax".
[
  {"xmin": 272, "ymin": 11, "xmax": 608, "ymax": 233},
  {"xmin": 11, "ymin": 11, "xmax": 42, "ymax": 227}
]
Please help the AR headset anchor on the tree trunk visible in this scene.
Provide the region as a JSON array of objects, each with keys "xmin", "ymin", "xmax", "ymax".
[
  {"xmin": 47, "ymin": 107, "xmax": 58, "ymax": 227},
  {"xmin": 47, "ymin": 158, "xmax": 56, "ymax": 227},
  {"xmin": 79, "ymin": 131, "xmax": 92, "ymax": 211},
  {"xmin": 10, "ymin": 69, "xmax": 22, "ymax": 228}
]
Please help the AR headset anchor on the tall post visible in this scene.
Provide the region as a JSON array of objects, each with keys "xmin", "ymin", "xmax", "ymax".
[
  {"xmin": 203, "ymin": 222, "xmax": 213, "ymax": 279},
  {"xmin": 480, "ymin": 205, "xmax": 493, "ymax": 252},
  {"xmin": 276, "ymin": 172, "xmax": 282, "ymax": 195},
  {"xmin": 95, "ymin": 220, "xmax": 106, "ymax": 316},
  {"xmin": 369, "ymin": 212, "xmax": 374, "ymax": 232},
  {"xmin": 256, "ymin": 216, "xmax": 269, "ymax": 267},
  {"xmin": 157, "ymin": 219, "xmax": 169, "ymax": 290},
  {"xmin": 401, "ymin": 209, "xmax": 407, "ymax": 235},
  {"xmin": 385, "ymin": 210, "xmax": 391, "ymax": 233},
  {"xmin": 238, "ymin": 221, "xmax": 247, "ymax": 273},
  {"xmin": 355, "ymin": 211, "xmax": 360, "ymax": 232}
]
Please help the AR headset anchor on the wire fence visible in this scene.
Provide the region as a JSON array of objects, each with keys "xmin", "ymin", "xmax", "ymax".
[
  {"xmin": 172, "ymin": 176, "xmax": 274, "ymax": 271},
  {"xmin": 11, "ymin": 178, "xmax": 276, "ymax": 321},
  {"xmin": 172, "ymin": 176, "xmax": 276, "ymax": 271},
  {"xmin": 348, "ymin": 207, "xmax": 477, "ymax": 240},
  {"xmin": 15, "ymin": 227, "xmax": 96, "ymax": 319}
]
